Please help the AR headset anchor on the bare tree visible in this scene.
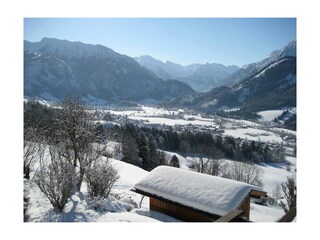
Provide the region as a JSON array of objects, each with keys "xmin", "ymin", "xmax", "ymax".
[
  {"xmin": 24, "ymin": 127, "xmax": 40, "ymax": 180},
  {"xmin": 194, "ymin": 144, "xmax": 225, "ymax": 176},
  {"xmin": 85, "ymin": 157, "xmax": 119, "ymax": 199},
  {"xmin": 206, "ymin": 159, "xmax": 225, "ymax": 176},
  {"xmin": 280, "ymin": 175, "xmax": 296, "ymax": 213},
  {"xmin": 51, "ymin": 96, "xmax": 105, "ymax": 191},
  {"xmin": 223, "ymin": 161, "xmax": 264, "ymax": 187},
  {"xmin": 34, "ymin": 145, "xmax": 74, "ymax": 212},
  {"xmin": 206, "ymin": 146, "xmax": 225, "ymax": 176},
  {"xmin": 195, "ymin": 157, "xmax": 225, "ymax": 176},
  {"xmin": 195, "ymin": 156, "xmax": 206, "ymax": 173},
  {"xmin": 272, "ymin": 184, "xmax": 282, "ymax": 200}
]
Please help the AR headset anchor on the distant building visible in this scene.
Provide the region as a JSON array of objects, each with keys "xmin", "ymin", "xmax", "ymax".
[{"xmin": 133, "ymin": 166, "xmax": 267, "ymax": 222}]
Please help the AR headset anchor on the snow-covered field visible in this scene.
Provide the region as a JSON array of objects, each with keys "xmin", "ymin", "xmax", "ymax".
[
  {"xmin": 224, "ymin": 118, "xmax": 260, "ymax": 127},
  {"xmin": 129, "ymin": 116, "xmax": 217, "ymax": 127},
  {"xmin": 108, "ymin": 106, "xmax": 183, "ymax": 117},
  {"xmin": 104, "ymin": 105, "xmax": 296, "ymax": 146},
  {"xmin": 223, "ymin": 127, "xmax": 285, "ymax": 144},
  {"xmin": 258, "ymin": 110, "xmax": 284, "ymax": 122}
]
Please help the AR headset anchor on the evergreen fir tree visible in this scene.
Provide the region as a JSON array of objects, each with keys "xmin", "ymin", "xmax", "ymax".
[
  {"xmin": 148, "ymin": 134, "xmax": 159, "ymax": 170},
  {"xmin": 170, "ymin": 155, "xmax": 180, "ymax": 168},
  {"xmin": 122, "ymin": 135, "xmax": 140, "ymax": 167},
  {"xmin": 158, "ymin": 151, "xmax": 166, "ymax": 166},
  {"xmin": 138, "ymin": 132, "xmax": 150, "ymax": 170}
]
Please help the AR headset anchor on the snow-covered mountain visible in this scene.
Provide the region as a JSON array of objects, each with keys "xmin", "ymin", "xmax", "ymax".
[
  {"xmin": 24, "ymin": 38, "xmax": 194, "ymax": 103},
  {"xmin": 168, "ymin": 56, "xmax": 296, "ymax": 113},
  {"xmin": 221, "ymin": 40, "xmax": 296, "ymax": 85},
  {"xmin": 25, "ymin": 37, "xmax": 120, "ymax": 59},
  {"xmin": 135, "ymin": 56, "xmax": 239, "ymax": 92},
  {"xmin": 182, "ymin": 63, "xmax": 240, "ymax": 92},
  {"xmin": 135, "ymin": 55, "xmax": 199, "ymax": 79}
]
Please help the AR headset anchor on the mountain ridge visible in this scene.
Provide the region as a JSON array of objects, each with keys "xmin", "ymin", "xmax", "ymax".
[
  {"xmin": 167, "ymin": 56, "xmax": 296, "ymax": 114},
  {"xmin": 135, "ymin": 55, "xmax": 240, "ymax": 92},
  {"xmin": 221, "ymin": 40, "xmax": 296, "ymax": 86},
  {"xmin": 24, "ymin": 38, "xmax": 194, "ymax": 103}
]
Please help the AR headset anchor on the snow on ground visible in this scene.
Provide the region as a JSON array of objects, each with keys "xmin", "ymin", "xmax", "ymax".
[
  {"xmin": 289, "ymin": 107, "xmax": 296, "ymax": 114},
  {"xmin": 258, "ymin": 110, "xmax": 284, "ymax": 122},
  {"xmin": 163, "ymin": 150, "xmax": 195, "ymax": 169},
  {"xmin": 224, "ymin": 107, "xmax": 240, "ymax": 112},
  {"xmin": 224, "ymin": 118, "xmax": 260, "ymax": 127},
  {"xmin": 109, "ymin": 110, "xmax": 140, "ymax": 116},
  {"xmin": 250, "ymin": 203, "xmax": 284, "ymax": 222},
  {"xmin": 26, "ymin": 157, "xmax": 163, "ymax": 222},
  {"xmin": 26, "ymin": 154, "xmax": 293, "ymax": 222},
  {"xmin": 223, "ymin": 127, "xmax": 285, "ymax": 144},
  {"xmin": 108, "ymin": 106, "xmax": 183, "ymax": 117},
  {"xmin": 183, "ymin": 157, "xmax": 296, "ymax": 198},
  {"xmin": 257, "ymin": 162, "xmax": 295, "ymax": 195},
  {"xmin": 97, "ymin": 209, "xmax": 180, "ymax": 222},
  {"xmin": 24, "ymin": 97, "xmax": 58, "ymax": 108},
  {"xmin": 96, "ymin": 211, "xmax": 160, "ymax": 222},
  {"xmin": 26, "ymin": 125, "xmax": 295, "ymax": 223},
  {"xmin": 183, "ymin": 114, "xmax": 216, "ymax": 123},
  {"xmin": 128, "ymin": 116, "xmax": 217, "ymax": 127},
  {"xmin": 141, "ymin": 106, "xmax": 183, "ymax": 116},
  {"xmin": 285, "ymin": 156, "xmax": 297, "ymax": 167},
  {"xmin": 180, "ymin": 156, "xmax": 294, "ymax": 221},
  {"xmin": 105, "ymin": 141, "xmax": 121, "ymax": 157},
  {"xmin": 110, "ymin": 158, "xmax": 149, "ymax": 190},
  {"xmin": 272, "ymin": 127, "xmax": 296, "ymax": 136}
]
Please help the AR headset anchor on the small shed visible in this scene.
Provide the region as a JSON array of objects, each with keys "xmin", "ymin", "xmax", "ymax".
[{"xmin": 133, "ymin": 166, "xmax": 267, "ymax": 222}]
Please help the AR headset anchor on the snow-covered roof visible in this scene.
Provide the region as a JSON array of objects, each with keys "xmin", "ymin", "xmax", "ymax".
[{"xmin": 134, "ymin": 166, "xmax": 265, "ymax": 217}]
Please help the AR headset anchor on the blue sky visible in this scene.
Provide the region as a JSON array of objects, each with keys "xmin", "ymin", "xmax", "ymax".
[{"xmin": 24, "ymin": 18, "xmax": 296, "ymax": 67}]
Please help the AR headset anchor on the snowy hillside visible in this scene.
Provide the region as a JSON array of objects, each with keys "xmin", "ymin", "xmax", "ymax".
[
  {"xmin": 25, "ymin": 157, "xmax": 179, "ymax": 222},
  {"xmin": 223, "ymin": 40, "xmax": 296, "ymax": 85},
  {"xmin": 169, "ymin": 56, "xmax": 296, "ymax": 113},
  {"xmin": 258, "ymin": 110, "xmax": 285, "ymax": 122},
  {"xmin": 25, "ymin": 148, "xmax": 292, "ymax": 222}
]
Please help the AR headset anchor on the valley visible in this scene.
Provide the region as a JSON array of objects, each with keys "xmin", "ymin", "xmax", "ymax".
[
  {"xmin": 23, "ymin": 29, "xmax": 297, "ymax": 223},
  {"xmin": 93, "ymin": 104, "xmax": 296, "ymax": 149}
]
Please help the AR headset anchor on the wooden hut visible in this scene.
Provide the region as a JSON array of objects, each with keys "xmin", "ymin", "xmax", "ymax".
[{"xmin": 133, "ymin": 166, "xmax": 267, "ymax": 222}]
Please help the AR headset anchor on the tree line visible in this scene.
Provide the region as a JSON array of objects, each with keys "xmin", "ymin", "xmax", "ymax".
[
  {"xmin": 106, "ymin": 123, "xmax": 286, "ymax": 165},
  {"xmin": 24, "ymin": 101, "xmax": 286, "ymax": 168}
]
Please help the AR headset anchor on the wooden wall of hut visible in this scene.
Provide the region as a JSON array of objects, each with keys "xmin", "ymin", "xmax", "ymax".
[{"xmin": 150, "ymin": 197, "xmax": 219, "ymax": 222}]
